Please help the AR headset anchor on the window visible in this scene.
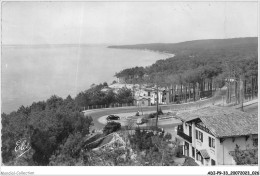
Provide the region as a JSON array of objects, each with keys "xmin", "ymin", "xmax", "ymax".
[
  {"xmin": 197, "ymin": 154, "xmax": 201, "ymax": 161},
  {"xmin": 192, "ymin": 147, "xmax": 195, "ymax": 158},
  {"xmin": 178, "ymin": 125, "xmax": 183, "ymax": 132},
  {"xmin": 211, "ymin": 159, "xmax": 216, "ymax": 166},
  {"xmin": 197, "ymin": 153, "xmax": 203, "ymax": 164},
  {"xmin": 148, "ymin": 92, "xmax": 150, "ymax": 96},
  {"xmin": 189, "ymin": 125, "xmax": 192, "ymax": 137},
  {"xmin": 209, "ymin": 137, "xmax": 215, "ymax": 148},
  {"xmin": 196, "ymin": 149, "xmax": 198, "ymax": 160},
  {"xmin": 253, "ymin": 139, "xmax": 258, "ymax": 147},
  {"xmin": 196, "ymin": 130, "xmax": 203, "ymax": 142},
  {"xmin": 184, "ymin": 142, "xmax": 189, "ymax": 156},
  {"xmin": 199, "ymin": 132, "xmax": 203, "ymax": 142}
]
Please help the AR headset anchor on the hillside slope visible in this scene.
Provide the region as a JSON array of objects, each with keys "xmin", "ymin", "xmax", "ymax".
[
  {"xmin": 108, "ymin": 37, "xmax": 257, "ymax": 56},
  {"xmin": 112, "ymin": 37, "xmax": 258, "ymax": 100}
]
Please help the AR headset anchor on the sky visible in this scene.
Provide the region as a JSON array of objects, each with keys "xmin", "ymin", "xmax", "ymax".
[{"xmin": 2, "ymin": 1, "xmax": 258, "ymax": 45}]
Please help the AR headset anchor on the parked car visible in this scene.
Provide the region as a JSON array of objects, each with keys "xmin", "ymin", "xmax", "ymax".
[{"xmin": 106, "ymin": 115, "xmax": 120, "ymax": 121}]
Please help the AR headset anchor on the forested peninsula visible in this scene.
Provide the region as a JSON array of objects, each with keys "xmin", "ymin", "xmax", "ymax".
[{"xmin": 111, "ymin": 37, "xmax": 258, "ymax": 103}]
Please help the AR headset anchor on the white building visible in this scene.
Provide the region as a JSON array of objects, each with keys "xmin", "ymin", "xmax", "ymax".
[
  {"xmin": 176, "ymin": 106, "xmax": 258, "ymax": 166},
  {"xmin": 108, "ymin": 83, "xmax": 167, "ymax": 105},
  {"xmin": 143, "ymin": 87, "xmax": 165, "ymax": 105}
]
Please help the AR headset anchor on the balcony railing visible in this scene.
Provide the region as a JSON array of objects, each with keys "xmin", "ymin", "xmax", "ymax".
[{"xmin": 177, "ymin": 130, "xmax": 192, "ymax": 143}]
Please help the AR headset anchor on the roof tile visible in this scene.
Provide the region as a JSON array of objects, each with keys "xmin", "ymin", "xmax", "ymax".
[{"xmin": 177, "ymin": 106, "xmax": 258, "ymax": 138}]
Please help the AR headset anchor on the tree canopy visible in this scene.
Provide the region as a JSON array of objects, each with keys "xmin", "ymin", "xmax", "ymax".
[
  {"xmin": 2, "ymin": 95, "xmax": 93, "ymax": 165},
  {"xmin": 112, "ymin": 37, "xmax": 257, "ymax": 103}
]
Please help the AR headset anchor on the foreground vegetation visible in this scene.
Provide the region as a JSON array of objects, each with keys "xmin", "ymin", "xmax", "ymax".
[
  {"xmin": 75, "ymin": 82, "xmax": 134, "ymax": 110},
  {"xmin": 86, "ymin": 125, "xmax": 179, "ymax": 166},
  {"xmin": 2, "ymin": 97, "xmax": 179, "ymax": 166},
  {"xmin": 2, "ymin": 95, "xmax": 93, "ymax": 165}
]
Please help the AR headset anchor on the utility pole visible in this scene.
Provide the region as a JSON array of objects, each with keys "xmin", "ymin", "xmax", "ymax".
[
  {"xmin": 240, "ymin": 76, "xmax": 244, "ymax": 111},
  {"xmin": 155, "ymin": 85, "xmax": 159, "ymax": 128}
]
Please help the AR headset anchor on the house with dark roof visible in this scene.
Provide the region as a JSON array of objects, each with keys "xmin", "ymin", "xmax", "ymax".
[{"xmin": 176, "ymin": 106, "xmax": 258, "ymax": 166}]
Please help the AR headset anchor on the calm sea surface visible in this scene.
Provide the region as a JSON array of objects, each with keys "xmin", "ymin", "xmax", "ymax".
[{"xmin": 1, "ymin": 45, "xmax": 171, "ymax": 113}]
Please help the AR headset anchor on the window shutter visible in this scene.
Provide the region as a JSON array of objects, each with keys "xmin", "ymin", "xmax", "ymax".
[
  {"xmin": 196, "ymin": 130, "xmax": 198, "ymax": 139},
  {"xmin": 209, "ymin": 137, "xmax": 211, "ymax": 147},
  {"xmin": 201, "ymin": 132, "xmax": 203, "ymax": 142},
  {"xmin": 211, "ymin": 159, "xmax": 216, "ymax": 166}
]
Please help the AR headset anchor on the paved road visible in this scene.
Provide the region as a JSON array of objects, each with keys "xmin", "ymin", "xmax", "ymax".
[
  {"xmin": 85, "ymin": 97, "xmax": 221, "ymax": 129},
  {"xmin": 86, "ymin": 106, "xmax": 163, "ymax": 129},
  {"xmin": 87, "ymin": 107, "xmax": 182, "ymax": 141},
  {"xmin": 84, "ymin": 89, "xmax": 260, "ymax": 130},
  {"xmin": 84, "ymin": 89, "xmax": 228, "ymax": 129}
]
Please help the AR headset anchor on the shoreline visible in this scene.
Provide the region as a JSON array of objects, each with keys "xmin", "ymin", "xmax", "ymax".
[{"xmin": 107, "ymin": 46, "xmax": 175, "ymax": 58}]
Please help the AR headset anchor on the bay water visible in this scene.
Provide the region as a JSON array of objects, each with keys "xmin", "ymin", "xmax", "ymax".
[{"xmin": 1, "ymin": 45, "xmax": 171, "ymax": 113}]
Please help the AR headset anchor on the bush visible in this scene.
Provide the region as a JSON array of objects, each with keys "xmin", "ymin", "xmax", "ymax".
[
  {"xmin": 175, "ymin": 145, "xmax": 183, "ymax": 157},
  {"xmin": 232, "ymin": 145, "xmax": 258, "ymax": 165},
  {"xmin": 148, "ymin": 113, "xmax": 156, "ymax": 119},
  {"xmin": 141, "ymin": 117, "xmax": 148, "ymax": 124},
  {"xmin": 103, "ymin": 121, "xmax": 121, "ymax": 135},
  {"xmin": 164, "ymin": 133, "xmax": 172, "ymax": 141},
  {"xmin": 147, "ymin": 109, "xmax": 163, "ymax": 119}
]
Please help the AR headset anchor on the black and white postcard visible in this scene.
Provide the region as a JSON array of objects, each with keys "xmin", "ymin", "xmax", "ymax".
[{"xmin": 1, "ymin": 1, "xmax": 258, "ymax": 175}]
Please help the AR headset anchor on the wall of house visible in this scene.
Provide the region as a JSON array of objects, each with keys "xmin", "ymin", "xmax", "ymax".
[
  {"xmin": 216, "ymin": 135, "xmax": 257, "ymax": 165},
  {"xmin": 135, "ymin": 89, "xmax": 148, "ymax": 97},
  {"xmin": 193, "ymin": 127, "xmax": 217, "ymax": 166},
  {"xmin": 150, "ymin": 91, "xmax": 163, "ymax": 105},
  {"xmin": 162, "ymin": 91, "xmax": 169, "ymax": 104},
  {"xmin": 179, "ymin": 118, "xmax": 258, "ymax": 166},
  {"xmin": 181, "ymin": 122, "xmax": 218, "ymax": 166},
  {"xmin": 181, "ymin": 123, "xmax": 193, "ymax": 162},
  {"xmin": 150, "ymin": 92, "xmax": 156, "ymax": 104}
]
